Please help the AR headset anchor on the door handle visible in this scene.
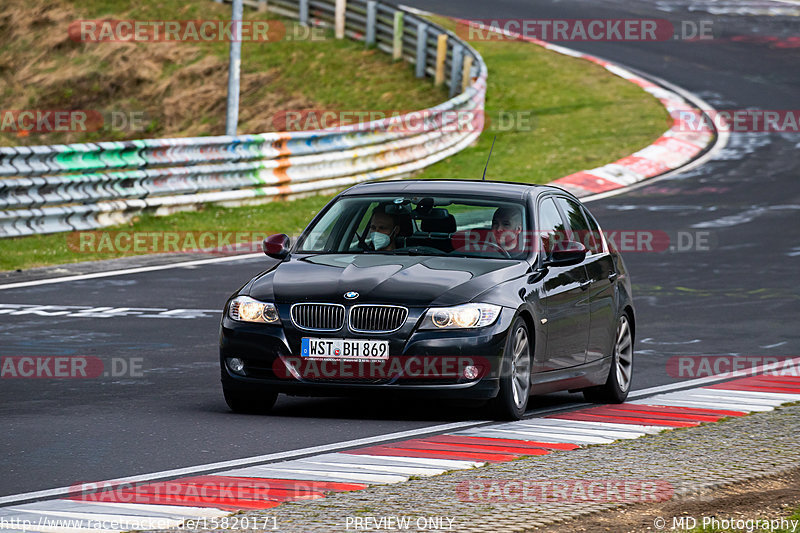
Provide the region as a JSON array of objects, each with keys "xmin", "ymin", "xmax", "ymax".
[
  {"xmin": 580, "ymin": 280, "xmax": 591, "ymax": 291},
  {"xmin": 608, "ymin": 272, "xmax": 619, "ymax": 282}
]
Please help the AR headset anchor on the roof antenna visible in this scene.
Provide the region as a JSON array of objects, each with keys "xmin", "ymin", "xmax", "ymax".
[{"xmin": 482, "ymin": 135, "xmax": 497, "ymax": 181}]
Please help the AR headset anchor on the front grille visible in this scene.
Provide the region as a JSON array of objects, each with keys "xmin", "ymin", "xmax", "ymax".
[
  {"xmin": 349, "ymin": 305, "xmax": 408, "ymax": 333},
  {"xmin": 291, "ymin": 303, "xmax": 345, "ymax": 331}
]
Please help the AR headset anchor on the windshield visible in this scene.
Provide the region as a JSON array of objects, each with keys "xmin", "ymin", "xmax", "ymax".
[{"xmin": 296, "ymin": 195, "xmax": 530, "ymax": 259}]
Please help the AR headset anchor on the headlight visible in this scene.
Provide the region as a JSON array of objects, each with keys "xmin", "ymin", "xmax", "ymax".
[
  {"xmin": 420, "ymin": 303, "xmax": 501, "ymax": 330},
  {"xmin": 228, "ymin": 296, "xmax": 281, "ymax": 324}
]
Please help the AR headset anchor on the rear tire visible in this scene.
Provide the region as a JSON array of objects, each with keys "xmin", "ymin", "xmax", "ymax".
[
  {"xmin": 583, "ymin": 313, "xmax": 633, "ymax": 404},
  {"xmin": 223, "ymin": 388, "xmax": 278, "ymax": 414},
  {"xmin": 491, "ymin": 317, "xmax": 531, "ymax": 420}
]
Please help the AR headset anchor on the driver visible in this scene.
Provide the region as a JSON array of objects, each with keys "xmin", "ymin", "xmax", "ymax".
[
  {"xmin": 366, "ymin": 204, "xmax": 400, "ymax": 251},
  {"xmin": 491, "ymin": 206, "xmax": 523, "ymax": 252}
]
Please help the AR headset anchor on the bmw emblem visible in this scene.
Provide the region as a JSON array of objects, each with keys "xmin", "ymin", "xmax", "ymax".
[{"xmin": 344, "ymin": 291, "xmax": 359, "ymax": 300}]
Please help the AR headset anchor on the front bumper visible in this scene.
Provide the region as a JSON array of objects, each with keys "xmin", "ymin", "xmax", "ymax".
[{"xmin": 219, "ymin": 307, "xmax": 515, "ymax": 400}]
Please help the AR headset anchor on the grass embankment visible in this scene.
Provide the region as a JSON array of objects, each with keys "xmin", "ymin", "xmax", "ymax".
[
  {"xmin": 1, "ymin": 0, "xmax": 444, "ymax": 145},
  {"xmin": 0, "ymin": 3, "xmax": 669, "ymax": 271}
]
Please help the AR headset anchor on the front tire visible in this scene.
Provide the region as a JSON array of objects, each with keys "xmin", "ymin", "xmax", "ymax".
[
  {"xmin": 223, "ymin": 388, "xmax": 278, "ymax": 414},
  {"xmin": 583, "ymin": 313, "xmax": 634, "ymax": 403},
  {"xmin": 492, "ymin": 317, "xmax": 531, "ymax": 420}
]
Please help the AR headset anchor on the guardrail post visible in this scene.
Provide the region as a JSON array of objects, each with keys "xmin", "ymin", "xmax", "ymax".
[
  {"xmin": 449, "ymin": 43, "xmax": 464, "ymax": 97},
  {"xmin": 392, "ymin": 11, "xmax": 404, "ymax": 60},
  {"xmin": 335, "ymin": 0, "xmax": 346, "ymax": 39},
  {"xmin": 461, "ymin": 54, "xmax": 474, "ymax": 92},
  {"xmin": 299, "ymin": 0, "xmax": 309, "ymax": 25},
  {"xmin": 225, "ymin": 0, "xmax": 243, "ymax": 136},
  {"xmin": 415, "ymin": 23, "xmax": 428, "ymax": 78},
  {"xmin": 434, "ymin": 34, "xmax": 448, "ymax": 87},
  {"xmin": 365, "ymin": 1, "xmax": 377, "ymax": 46}
]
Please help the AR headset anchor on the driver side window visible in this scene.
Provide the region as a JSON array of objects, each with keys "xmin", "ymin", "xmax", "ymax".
[
  {"xmin": 555, "ymin": 197, "xmax": 596, "ymax": 255},
  {"xmin": 346, "ymin": 202, "xmax": 379, "ymax": 251}
]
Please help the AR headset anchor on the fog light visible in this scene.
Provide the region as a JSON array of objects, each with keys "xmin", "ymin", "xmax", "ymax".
[
  {"xmin": 463, "ymin": 365, "xmax": 480, "ymax": 380},
  {"xmin": 227, "ymin": 357, "xmax": 245, "ymax": 375}
]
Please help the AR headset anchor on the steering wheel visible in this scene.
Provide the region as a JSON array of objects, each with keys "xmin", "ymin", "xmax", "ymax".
[{"xmin": 480, "ymin": 241, "xmax": 512, "ymax": 258}]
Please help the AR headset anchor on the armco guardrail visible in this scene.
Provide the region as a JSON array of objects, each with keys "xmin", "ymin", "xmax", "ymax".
[{"xmin": 0, "ymin": 0, "xmax": 486, "ymax": 238}]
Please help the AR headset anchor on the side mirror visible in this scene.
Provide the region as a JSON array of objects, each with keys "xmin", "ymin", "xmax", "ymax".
[
  {"xmin": 263, "ymin": 234, "xmax": 291, "ymax": 260},
  {"xmin": 543, "ymin": 241, "xmax": 587, "ymax": 267}
]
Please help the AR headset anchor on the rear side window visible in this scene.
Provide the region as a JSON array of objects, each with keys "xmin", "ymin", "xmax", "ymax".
[
  {"xmin": 555, "ymin": 197, "xmax": 600, "ymax": 254},
  {"xmin": 581, "ymin": 206, "xmax": 606, "ymax": 254},
  {"xmin": 537, "ymin": 197, "xmax": 567, "ymax": 257}
]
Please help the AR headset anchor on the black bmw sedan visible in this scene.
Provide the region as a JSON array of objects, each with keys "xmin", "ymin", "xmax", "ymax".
[{"xmin": 220, "ymin": 180, "xmax": 635, "ymax": 419}]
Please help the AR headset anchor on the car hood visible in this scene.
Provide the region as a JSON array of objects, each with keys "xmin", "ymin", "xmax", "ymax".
[{"xmin": 248, "ymin": 254, "xmax": 529, "ymax": 307}]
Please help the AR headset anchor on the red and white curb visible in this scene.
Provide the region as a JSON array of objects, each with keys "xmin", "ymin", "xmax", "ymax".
[
  {"xmin": 1, "ymin": 366, "xmax": 798, "ymax": 532},
  {"xmin": 457, "ymin": 20, "xmax": 725, "ymax": 199}
]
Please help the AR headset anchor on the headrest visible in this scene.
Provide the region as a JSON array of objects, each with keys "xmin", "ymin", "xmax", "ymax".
[{"xmin": 421, "ymin": 212, "xmax": 457, "ymax": 234}]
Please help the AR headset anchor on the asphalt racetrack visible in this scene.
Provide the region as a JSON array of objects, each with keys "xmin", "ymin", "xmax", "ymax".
[{"xmin": 1, "ymin": 0, "xmax": 797, "ymax": 500}]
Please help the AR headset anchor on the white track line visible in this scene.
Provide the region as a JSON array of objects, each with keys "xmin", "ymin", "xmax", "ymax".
[
  {"xmin": 673, "ymin": 391, "xmax": 787, "ymax": 406},
  {"xmin": 508, "ymin": 423, "xmax": 645, "ymax": 439},
  {"xmin": 697, "ymin": 388, "xmax": 800, "ymax": 402},
  {"xmin": 510, "ymin": 418, "xmax": 653, "ymax": 435},
  {"xmin": 634, "ymin": 397, "xmax": 775, "ymax": 412},
  {"xmin": 460, "ymin": 428, "xmax": 614, "ymax": 445},
  {"xmin": 296, "ymin": 459, "xmax": 444, "ymax": 476},
  {"xmin": 218, "ymin": 466, "xmax": 406, "ymax": 484},
  {"xmin": 0, "ymin": 253, "xmax": 264, "ymax": 291},
  {"xmin": 511, "ymin": 418, "xmax": 663, "ymax": 434},
  {"xmin": 60, "ymin": 501, "xmax": 228, "ymax": 518},
  {"xmin": 334, "ymin": 454, "xmax": 482, "ymax": 469}
]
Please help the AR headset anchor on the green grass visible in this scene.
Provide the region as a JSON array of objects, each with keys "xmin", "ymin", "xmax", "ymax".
[
  {"xmin": 414, "ymin": 16, "xmax": 670, "ymax": 182},
  {"xmin": 2, "ymin": 0, "xmax": 447, "ymax": 145},
  {"xmin": 73, "ymin": 0, "xmax": 449, "ymax": 111},
  {"xmin": 0, "ymin": 6, "xmax": 669, "ymax": 271}
]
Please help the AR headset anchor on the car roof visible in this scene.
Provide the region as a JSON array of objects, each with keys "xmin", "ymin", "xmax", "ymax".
[{"xmin": 341, "ymin": 179, "xmax": 573, "ymax": 201}]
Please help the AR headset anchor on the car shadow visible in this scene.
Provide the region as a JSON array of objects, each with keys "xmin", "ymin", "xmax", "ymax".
[{"xmin": 203, "ymin": 391, "xmax": 587, "ymax": 421}]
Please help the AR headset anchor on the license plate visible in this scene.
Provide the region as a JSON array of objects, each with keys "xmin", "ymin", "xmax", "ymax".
[{"xmin": 301, "ymin": 338, "xmax": 389, "ymax": 360}]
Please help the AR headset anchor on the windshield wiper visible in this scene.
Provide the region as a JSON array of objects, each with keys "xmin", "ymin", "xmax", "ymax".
[{"xmin": 388, "ymin": 248, "xmax": 444, "ymax": 256}]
